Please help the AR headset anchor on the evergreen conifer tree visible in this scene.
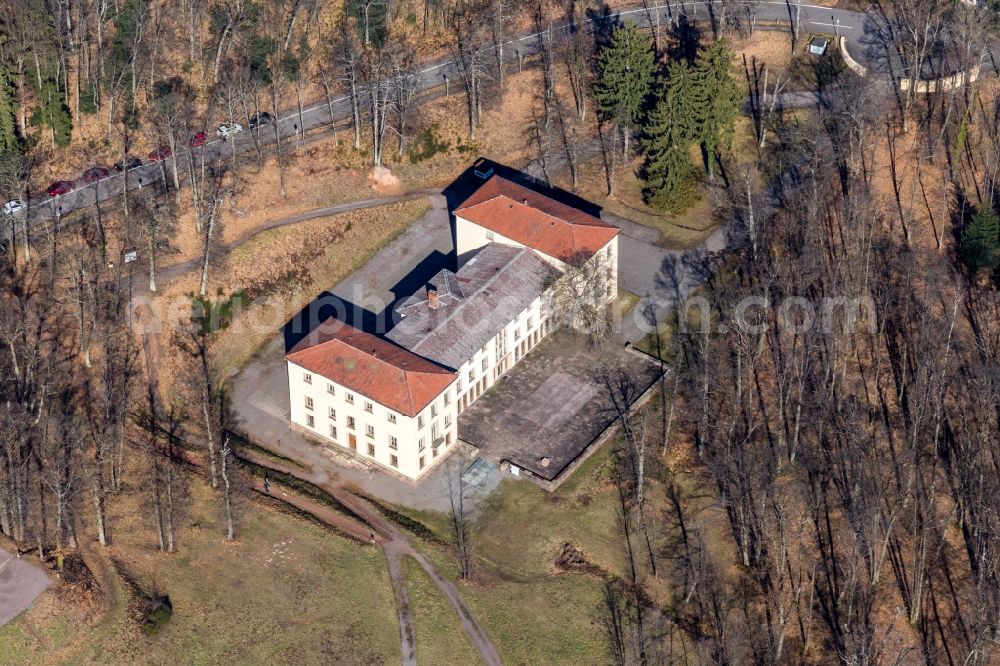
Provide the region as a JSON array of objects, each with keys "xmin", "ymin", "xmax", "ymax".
[
  {"xmin": 961, "ymin": 205, "xmax": 1000, "ymax": 275},
  {"xmin": 642, "ymin": 62, "xmax": 699, "ymax": 213},
  {"xmin": 688, "ymin": 39, "xmax": 742, "ymax": 181},
  {"xmin": 0, "ymin": 68, "xmax": 18, "ymax": 156},
  {"xmin": 594, "ymin": 21, "xmax": 656, "ymax": 157}
]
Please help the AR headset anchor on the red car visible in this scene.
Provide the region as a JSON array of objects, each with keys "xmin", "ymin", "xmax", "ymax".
[
  {"xmin": 46, "ymin": 180, "xmax": 75, "ymax": 197},
  {"xmin": 189, "ymin": 132, "xmax": 207, "ymax": 148},
  {"xmin": 81, "ymin": 166, "xmax": 110, "ymax": 184},
  {"xmin": 147, "ymin": 145, "xmax": 172, "ymax": 161}
]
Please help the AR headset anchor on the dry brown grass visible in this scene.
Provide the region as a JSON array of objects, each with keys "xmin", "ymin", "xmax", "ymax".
[{"xmin": 152, "ymin": 198, "xmax": 431, "ymax": 395}]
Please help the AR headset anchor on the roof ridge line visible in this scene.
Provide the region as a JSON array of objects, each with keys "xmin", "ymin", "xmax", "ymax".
[{"xmin": 410, "ymin": 246, "xmax": 542, "ymax": 356}]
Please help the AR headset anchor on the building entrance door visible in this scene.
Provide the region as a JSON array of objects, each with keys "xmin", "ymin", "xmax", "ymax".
[{"xmin": 348, "ymin": 434, "xmax": 357, "ymax": 450}]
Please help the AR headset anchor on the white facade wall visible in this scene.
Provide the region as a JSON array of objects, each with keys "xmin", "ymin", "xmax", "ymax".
[
  {"xmin": 454, "ymin": 292, "xmax": 555, "ymax": 412},
  {"xmin": 286, "ymin": 360, "xmax": 459, "ymax": 480}
]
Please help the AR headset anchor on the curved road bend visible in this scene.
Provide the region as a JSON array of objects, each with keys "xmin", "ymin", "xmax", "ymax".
[{"xmin": 7, "ymin": 2, "xmax": 879, "ymax": 233}]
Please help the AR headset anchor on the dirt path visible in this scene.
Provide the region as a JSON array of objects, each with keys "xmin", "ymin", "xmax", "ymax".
[
  {"xmin": 133, "ymin": 190, "xmax": 438, "ymax": 300},
  {"xmin": 236, "ymin": 448, "xmax": 501, "ymax": 666}
]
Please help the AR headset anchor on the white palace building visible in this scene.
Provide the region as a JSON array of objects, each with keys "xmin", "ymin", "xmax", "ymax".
[{"xmin": 285, "ymin": 170, "xmax": 620, "ymax": 480}]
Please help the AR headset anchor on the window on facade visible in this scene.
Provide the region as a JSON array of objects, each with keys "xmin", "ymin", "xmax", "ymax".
[
  {"xmin": 367, "ymin": 443, "xmax": 375, "ymax": 456},
  {"xmin": 419, "ymin": 456, "xmax": 425, "ymax": 470},
  {"xmin": 303, "ymin": 372, "xmax": 312, "ymax": 384},
  {"xmin": 387, "ymin": 412, "xmax": 396, "ymax": 424},
  {"xmin": 418, "ymin": 437, "xmax": 425, "ymax": 452},
  {"xmin": 514, "ymin": 327, "xmax": 521, "ymax": 340},
  {"xmin": 468, "ymin": 369, "xmax": 475, "ymax": 382},
  {"xmin": 527, "ymin": 316, "xmax": 534, "ymax": 329},
  {"xmin": 329, "ymin": 424, "xmax": 337, "ymax": 439},
  {"xmin": 366, "ymin": 424, "xmax": 375, "ymax": 438},
  {"xmin": 430, "ymin": 403, "xmax": 438, "ymax": 418},
  {"xmin": 417, "ymin": 414, "xmax": 425, "ymax": 429},
  {"xmin": 327, "ymin": 383, "xmax": 335, "ymax": 395},
  {"xmin": 445, "ymin": 414, "xmax": 452, "ymax": 427},
  {"xmin": 328, "ymin": 407, "xmax": 336, "ymax": 420},
  {"xmin": 443, "ymin": 391, "xmax": 450, "ymax": 406},
  {"xmin": 347, "ymin": 416, "xmax": 356, "ymax": 430},
  {"xmin": 432, "ymin": 423, "xmax": 439, "ymax": 440},
  {"xmin": 486, "ymin": 230, "xmax": 494, "ymax": 241},
  {"xmin": 481, "ymin": 357, "xmax": 488, "ymax": 371},
  {"xmin": 364, "ymin": 401, "xmax": 373, "ymax": 413},
  {"xmin": 390, "ymin": 455, "xmax": 398, "ymax": 468},
  {"xmin": 456, "ymin": 378, "xmax": 463, "ymax": 392},
  {"xmin": 345, "ymin": 393, "xmax": 354, "ymax": 405},
  {"xmin": 389, "ymin": 436, "xmax": 398, "ymax": 450},
  {"xmin": 305, "ymin": 396, "xmax": 314, "ymax": 410},
  {"xmin": 306, "ymin": 414, "xmax": 315, "ymax": 428}
]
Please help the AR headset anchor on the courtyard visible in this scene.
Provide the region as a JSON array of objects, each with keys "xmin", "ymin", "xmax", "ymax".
[{"xmin": 458, "ymin": 329, "xmax": 663, "ymax": 487}]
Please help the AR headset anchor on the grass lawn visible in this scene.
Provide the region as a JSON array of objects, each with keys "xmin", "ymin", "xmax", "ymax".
[
  {"xmin": 403, "ymin": 557, "xmax": 483, "ymax": 666},
  {"xmin": 0, "ymin": 469, "xmax": 400, "ymax": 666},
  {"xmin": 389, "ymin": 445, "xmax": 624, "ymax": 665}
]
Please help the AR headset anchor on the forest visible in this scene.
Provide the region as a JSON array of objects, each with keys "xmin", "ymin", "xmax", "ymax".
[{"xmin": 0, "ymin": 0, "xmax": 999, "ymax": 663}]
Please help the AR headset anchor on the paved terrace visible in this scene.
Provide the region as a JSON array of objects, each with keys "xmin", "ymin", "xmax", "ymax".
[{"xmin": 458, "ymin": 329, "xmax": 662, "ymax": 485}]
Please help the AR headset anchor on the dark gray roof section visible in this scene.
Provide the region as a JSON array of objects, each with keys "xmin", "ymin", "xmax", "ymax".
[{"xmin": 386, "ymin": 243, "xmax": 562, "ymax": 370}]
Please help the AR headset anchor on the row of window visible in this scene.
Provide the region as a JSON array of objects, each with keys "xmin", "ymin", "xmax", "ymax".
[{"xmin": 302, "ymin": 376, "xmax": 399, "ymax": 423}]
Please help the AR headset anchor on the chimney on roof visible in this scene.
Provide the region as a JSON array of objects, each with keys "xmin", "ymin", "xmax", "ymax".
[
  {"xmin": 427, "ymin": 287, "xmax": 440, "ymax": 309},
  {"xmin": 522, "ymin": 198, "xmax": 529, "ymax": 205}
]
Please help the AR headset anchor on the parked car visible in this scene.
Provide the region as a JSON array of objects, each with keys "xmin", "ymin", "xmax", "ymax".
[
  {"xmin": 113, "ymin": 156, "xmax": 143, "ymax": 172},
  {"xmin": 2, "ymin": 199, "xmax": 26, "ymax": 216},
  {"xmin": 189, "ymin": 131, "xmax": 208, "ymax": 147},
  {"xmin": 147, "ymin": 145, "xmax": 172, "ymax": 161},
  {"xmin": 81, "ymin": 166, "xmax": 110, "ymax": 184},
  {"xmin": 46, "ymin": 180, "xmax": 75, "ymax": 197},
  {"xmin": 217, "ymin": 123, "xmax": 243, "ymax": 138},
  {"xmin": 248, "ymin": 111, "xmax": 273, "ymax": 130}
]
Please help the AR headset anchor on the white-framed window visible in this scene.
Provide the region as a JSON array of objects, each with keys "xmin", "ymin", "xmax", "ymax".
[
  {"xmin": 468, "ymin": 369, "xmax": 475, "ymax": 382},
  {"xmin": 527, "ymin": 316, "xmax": 534, "ymax": 329},
  {"xmin": 345, "ymin": 392, "xmax": 354, "ymax": 405},
  {"xmin": 303, "ymin": 372, "xmax": 312, "ymax": 384},
  {"xmin": 347, "ymin": 416, "xmax": 356, "ymax": 430},
  {"xmin": 418, "ymin": 437, "xmax": 425, "ymax": 451},
  {"xmin": 387, "ymin": 412, "xmax": 396, "ymax": 424},
  {"xmin": 486, "ymin": 230, "xmax": 495, "ymax": 241},
  {"xmin": 443, "ymin": 391, "xmax": 450, "ymax": 406},
  {"xmin": 364, "ymin": 401, "xmax": 373, "ymax": 413},
  {"xmin": 389, "ymin": 436, "xmax": 398, "ymax": 450},
  {"xmin": 456, "ymin": 378, "xmax": 463, "ymax": 392},
  {"xmin": 432, "ymin": 422, "xmax": 439, "ymax": 440},
  {"xmin": 306, "ymin": 414, "xmax": 315, "ymax": 428},
  {"xmin": 305, "ymin": 396, "xmax": 314, "ymax": 410},
  {"xmin": 390, "ymin": 455, "xmax": 398, "ymax": 468},
  {"xmin": 367, "ymin": 442, "xmax": 375, "ymax": 456},
  {"xmin": 366, "ymin": 424, "xmax": 375, "ymax": 438},
  {"xmin": 445, "ymin": 414, "xmax": 452, "ymax": 427},
  {"xmin": 329, "ymin": 424, "xmax": 337, "ymax": 439},
  {"xmin": 431, "ymin": 403, "xmax": 438, "ymax": 418},
  {"xmin": 419, "ymin": 456, "xmax": 425, "ymax": 470},
  {"xmin": 417, "ymin": 414, "xmax": 425, "ymax": 429},
  {"xmin": 481, "ymin": 357, "xmax": 488, "ymax": 371},
  {"xmin": 328, "ymin": 407, "xmax": 336, "ymax": 420},
  {"xmin": 327, "ymin": 383, "xmax": 335, "ymax": 395}
]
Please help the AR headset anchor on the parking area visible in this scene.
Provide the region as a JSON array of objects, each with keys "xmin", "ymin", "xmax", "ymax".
[{"xmin": 458, "ymin": 329, "xmax": 663, "ymax": 486}]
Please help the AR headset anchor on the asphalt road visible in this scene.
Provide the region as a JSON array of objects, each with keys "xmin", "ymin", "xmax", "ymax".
[
  {"xmin": 2, "ymin": 1, "xmax": 879, "ymax": 236},
  {"xmin": 0, "ymin": 548, "xmax": 51, "ymax": 629}
]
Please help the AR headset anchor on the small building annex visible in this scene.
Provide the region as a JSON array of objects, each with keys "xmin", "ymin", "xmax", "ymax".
[{"xmin": 285, "ymin": 171, "xmax": 620, "ymax": 481}]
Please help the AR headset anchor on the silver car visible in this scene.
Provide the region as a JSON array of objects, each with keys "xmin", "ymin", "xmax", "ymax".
[
  {"xmin": 3, "ymin": 199, "xmax": 26, "ymax": 216},
  {"xmin": 217, "ymin": 123, "xmax": 244, "ymax": 138}
]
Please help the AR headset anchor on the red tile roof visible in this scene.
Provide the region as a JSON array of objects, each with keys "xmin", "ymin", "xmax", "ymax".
[
  {"xmin": 286, "ymin": 318, "xmax": 455, "ymax": 417},
  {"xmin": 455, "ymin": 175, "xmax": 619, "ymax": 263}
]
